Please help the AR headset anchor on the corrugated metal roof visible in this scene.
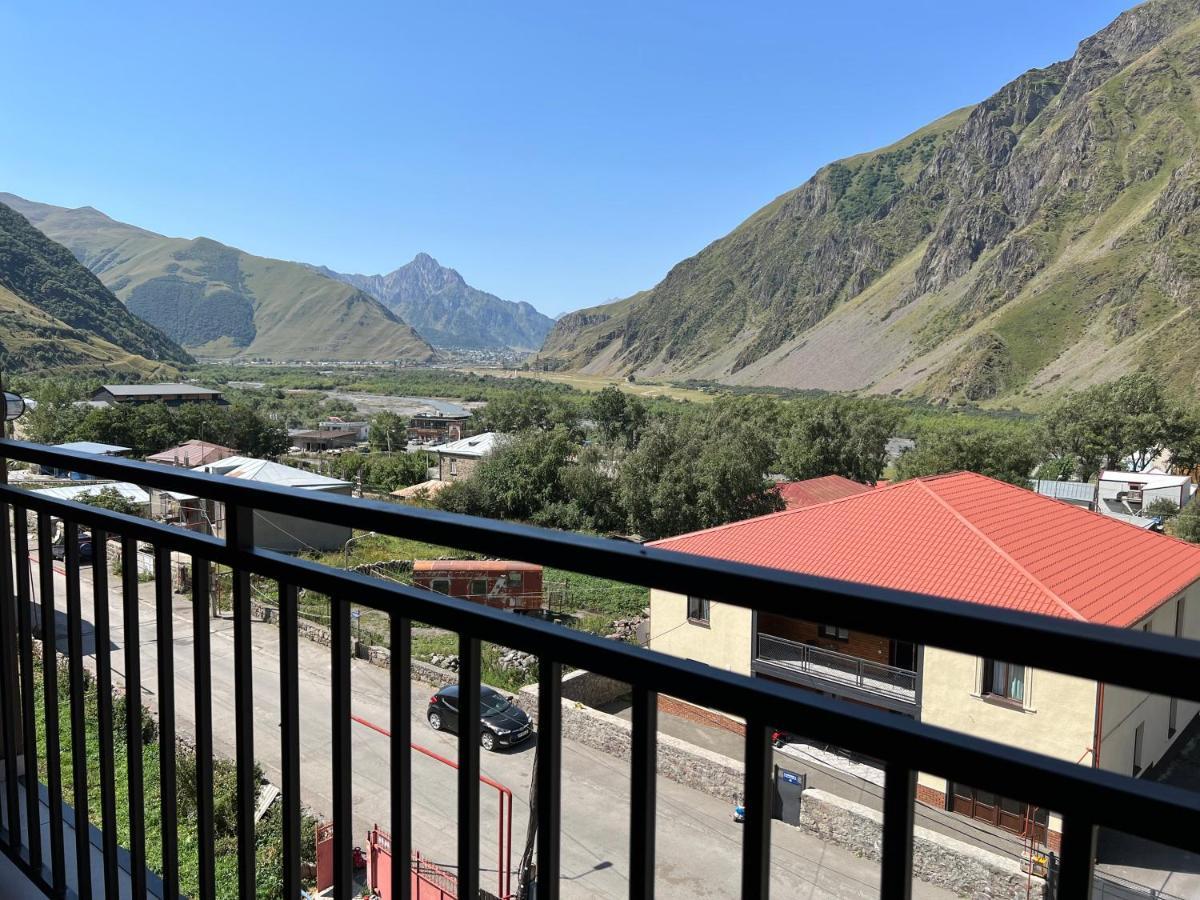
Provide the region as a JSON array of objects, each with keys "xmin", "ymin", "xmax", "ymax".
[
  {"xmin": 776, "ymin": 475, "xmax": 872, "ymax": 509},
  {"xmin": 436, "ymin": 433, "xmax": 502, "ymax": 457},
  {"xmin": 33, "ymin": 482, "xmax": 149, "ymax": 505},
  {"xmin": 54, "ymin": 441, "xmax": 130, "ymax": 455},
  {"xmin": 1029, "ymin": 480, "xmax": 1096, "ymax": 504},
  {"xmin": 651, "ymin": 471, "xmax": 1200, "ymax": 628},
  {"xmin": 193, "ymin": 456, "xmax": 349, "ymax": 489},
  {"xmin": 146, "ymin": 440, "xmax": 238, "ymax": 467},
  {"xmin": 413, "ymin": 560, "xmax": 542, "ymax": 572},
  {"xmin": 101, "ymin": 383, "xmax": 222, "ymax": 396}
]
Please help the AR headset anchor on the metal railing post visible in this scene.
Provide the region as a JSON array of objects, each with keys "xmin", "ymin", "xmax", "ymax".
[{"xmin": 227, "ymin": 503, "xmax": 257, "ymax": 897}]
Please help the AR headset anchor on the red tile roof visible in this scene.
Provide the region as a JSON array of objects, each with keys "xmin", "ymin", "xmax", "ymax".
[
  {"xmin": 145, "ymin": 439, "xmax": 238, "ymax": 467},
  {"xmin": 776, "ymin": 475, "xmax": 873, "ymax": 509},
  {"xmin": 651, "ymin": 471, "xmax": 1200, "ymax": 628}
]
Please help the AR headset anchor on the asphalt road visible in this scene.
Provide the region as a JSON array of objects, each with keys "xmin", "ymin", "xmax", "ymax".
[{"xmin": 33, "ymin": 554, "xmax": 958, "ymax": 899}]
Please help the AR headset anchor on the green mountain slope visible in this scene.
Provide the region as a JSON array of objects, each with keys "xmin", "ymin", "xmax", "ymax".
[
  {"xmin": 0, "ymin": 195, "xmax": 436, "ymax": 364},
  {"xmin": 316, "ymin": 253, "xmax": 555, "ymax": 351},
  {"xmin": 541, "ymin": 0, "xmax": 1200, "ymax": 406},
  {"xmin": 0, "ymin": 200, "xmax": 188, "ymax": 376}
]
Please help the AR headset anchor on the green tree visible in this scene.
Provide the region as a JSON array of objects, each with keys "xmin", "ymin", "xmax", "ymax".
[
  {"xmin": 590, "ymin": 386, "xmax": 647, "ymax": 450},
  {"xmin": 1142, "ymin": 497, "xmax": 1180, "ymax": 519},
  {"xmin": 1169, "ymin": 501, "xmax": 1200, "ymax": 543},
  {"xmin": 1041, "ymin": 374, "xmax": 1193, "ymax": 475},
  {"xmin": 895, "ymin": 423, "xmax": 1039, "ymax": 485},
  {"xmin": 369, "ymin": 411, "xmax": 406, "ymax": 451},
  {"xmin": 76, "ymin": 486, "xmax": 142, "ymax": 517},
  {"xmin": 778, "ymin": 396, "xmax": 900, "ymax": 484}
]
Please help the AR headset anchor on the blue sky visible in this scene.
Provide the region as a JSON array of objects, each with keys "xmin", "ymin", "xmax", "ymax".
[{"xmin": 1, "ymin": 1, "xmax": 1131, "ymax": 316}]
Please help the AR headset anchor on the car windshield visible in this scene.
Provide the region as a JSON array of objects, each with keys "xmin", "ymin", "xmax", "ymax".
[{"xmin": 479, "ymin": 690, "xmax": 511, "ymax": 716}]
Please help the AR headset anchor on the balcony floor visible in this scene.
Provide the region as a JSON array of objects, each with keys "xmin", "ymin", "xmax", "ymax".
[{"xmin": 760, "ymin": 653, "xmax": 917, "ymax": 702}]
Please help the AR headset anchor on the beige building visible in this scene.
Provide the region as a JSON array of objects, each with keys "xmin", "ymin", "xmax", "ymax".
[{"xmin": 649, "ymin": 472, "xmax": 1200, "ymax": 850}]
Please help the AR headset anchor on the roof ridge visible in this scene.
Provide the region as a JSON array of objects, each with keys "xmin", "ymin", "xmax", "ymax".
[
  {"xmin": 915, "ymin": 476, "xmax": 1087, "ymax": 622},
  {"xmin": 651, "ymin": 477, "xmax": 910, "ymax": 547}
]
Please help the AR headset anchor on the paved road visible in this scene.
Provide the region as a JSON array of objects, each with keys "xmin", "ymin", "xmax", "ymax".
[{"xmin": 32, "ymin": 554, "xmax": 958, "ymax": 899}]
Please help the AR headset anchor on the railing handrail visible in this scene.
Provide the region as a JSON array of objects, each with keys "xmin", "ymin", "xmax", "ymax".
[
  {"xmin": 5, "ymin": 437, "xmax": 1200, "ymax": 899},
  {"xmin": 757, "ymin": 632, "xmax": 917, "ymax": 679},
  {"xmin": 5, "ymin": 438, "xmax": 1200, "ymax": 706}
]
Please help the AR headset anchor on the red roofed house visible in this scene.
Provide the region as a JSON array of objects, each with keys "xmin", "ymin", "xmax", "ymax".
[
  {"xmin": 649, "ymin": 471, "xmax": 1200, "ymax": 849},
  {"xmin": 775, "ymin": 474, "xmax": 873, "ymax": 510}
]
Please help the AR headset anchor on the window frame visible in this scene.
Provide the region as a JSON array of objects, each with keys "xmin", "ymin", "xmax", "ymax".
[
  {"xmin": 469, "ymin": 578, "xmax": 488, "ymax": 598},
  {"xmin": 686, "ymin": 595, "xmax": 711, "ymax": 627},
  {"xmin": 430, "ymin": 578, "xmax": 451, "ymax": 595},
  {"xmin": 818, "ymin": 624, "xmax": 850, "ymax": 641},
  {"xmin": 980, "ymin": 658, "xmax": 1026, "ymax": 707}
]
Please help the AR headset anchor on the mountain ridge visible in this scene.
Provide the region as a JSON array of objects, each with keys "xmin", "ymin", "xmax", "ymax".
[
  {"xmin": 317, "ymin": 253, "xmax": 555, "ymax": 351},
  {"xmin": 0, "ymin": 194, "xmax": 437, "ymax": 364},
  {"xmin": 0, "ymin": 200, "xmax": 189, "ymax": 376},
  {"xmin": 540, "ymin": 0, "xmax": 1200, "ymax": 407}
]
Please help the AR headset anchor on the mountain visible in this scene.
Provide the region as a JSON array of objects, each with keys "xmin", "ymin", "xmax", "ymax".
[
  {"xmin": 317, "ymin": 253, "xmax": 555, "ymax": 351},
  {"xmin": 0, "ymin": 195, "xmax": 436, "ymax": 364},
  {"xmin": 542, "ymin": 0, "xmax": 1200, "ymax": 406},
  {"xmin": 0, "ymin": 200, "xmax": 189, "ymax": 376}
]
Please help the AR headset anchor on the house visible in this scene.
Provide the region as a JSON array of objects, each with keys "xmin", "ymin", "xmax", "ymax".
[
  {"xmin": 319, "ymin": 418, "xmax": 370, "ymax": 441},
  {"xmin": 648, "ymin": 471, "xmax": 1200, "ymax": 850},
  {"xmin": 436, "ymin": 432, "xmax": 501, "ymax": 481},
  {"xmin": 145, "ymin": 440, "xmax": 239, "ymax": 468},
  {"xmin": 775, "ymin": 475, "xmax": 872, "ymax": 510},
  {"xmin": 408, "ymin": 411, "xmax": 472, "ymax": 444},
  {"xmin": 290, "ymin": 429, "xmax": 359, "ymax": 453},
  {"xmin": 1097, "ymin": 470, "xmax": 1195, "ymax": 524},
  {"xmin": 89, "ymin": 383, "xmax": 226, "ymax": 406},
  {"xmin": 412, "ymin": 560, "xmax": 546, "ymax": 612},
  {"xmin": 190, "ymin": 456, "xmax": 353, "ymax": 552},
  {"xmin": 40, "ymin": 441, "xmax": 131, "ymax": 479}
]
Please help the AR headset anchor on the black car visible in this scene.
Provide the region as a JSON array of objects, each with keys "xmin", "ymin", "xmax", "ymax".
[
  {"xmin": 427, "ymin": 685, "xmax": 532, "ymax": 751},
  {"xmin": 51, "ymin": 531, "xmax": 93, "ymax": 564}
]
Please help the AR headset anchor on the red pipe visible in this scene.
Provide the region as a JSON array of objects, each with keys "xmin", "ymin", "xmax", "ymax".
[{"xmin": 352, "ymin": 713, "xmax": 515, "ymax": 898}]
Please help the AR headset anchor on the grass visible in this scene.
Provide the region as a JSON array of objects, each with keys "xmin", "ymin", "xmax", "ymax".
[
  {"xmin": 294, "ymin": 532, "xmax": 646, "ymax": 690},
  {"xmin": 452, "ymin": 366, "xmax": 715, "ymax": 403},
  {"xmin": 30, "ymin": 653, "xmax": 316, "ymax": 898}
]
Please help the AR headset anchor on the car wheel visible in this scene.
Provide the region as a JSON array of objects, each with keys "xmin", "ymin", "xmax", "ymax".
[
  {"xmin": 428, "ymin": 711, "xmax": 443, "ymax": 731},
  {"xmin": 480, "ymin": 731, "xmax": 496, "ymax": 751}
]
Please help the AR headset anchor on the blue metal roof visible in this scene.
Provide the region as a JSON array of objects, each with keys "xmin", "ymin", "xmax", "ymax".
[
  {"xmin": 54, "ymin": 441, "xmax": 131, "ymax": 455},
  {"xmin": 1029, "ymin": 479, "xmax": 1096, "ymax": 504}
]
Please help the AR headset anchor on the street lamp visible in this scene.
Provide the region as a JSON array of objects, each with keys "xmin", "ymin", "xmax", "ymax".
[
  {"xmin": 3, "ymin": 391, "xmax": 26, "ymax": 422},
  {"xmin": 343, "ymin": 530, "xmax": 376, "ymax": 567}
]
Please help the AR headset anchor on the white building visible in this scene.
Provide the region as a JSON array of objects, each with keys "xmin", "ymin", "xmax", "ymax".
[
  {"xmin": 191, "ymin": 456, "xmax": 353, "ymax": 553},
  {"xmin": 1097, "ymin": 470, "xmax": 1196, "ymax": 523}
]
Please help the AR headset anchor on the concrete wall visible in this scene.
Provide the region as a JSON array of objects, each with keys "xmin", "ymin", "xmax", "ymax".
[
  {"xmin": 1101, "ymin": 585, "xmax": 1200, "ymax": 777},
  {"xmin": 649, "ymin": 589, "xmax": 753, "ymax": 676},
  {"xmin": 917, "ymin": 645, "xmax": 1097, "ymax": 839}
]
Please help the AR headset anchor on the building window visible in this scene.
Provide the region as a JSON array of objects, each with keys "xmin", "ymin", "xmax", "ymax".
[
  {"xmin": 470, "ymin": 578, "xmax": 487, "ymax": 597},
  {"xmin": 431, "ymin": 579, "xmax": 451, "ymax": 595},
  {"xmin": 507, "ymin": 572, "xmax": 523, "ymax": 591},
  {"xmin": 450, "ymin": 459, "xmax": 459, "ymax": 476},
  {"xmin": 819, "ymin": 624, "xmax": 850, "ymax": 640},
  {"xmin": 1133, "ymin": 722, "xmax": 1145, "ymax": 776},
  {"xmin": 687, "ymin": 596, "xmax": 710, "ymax": 625},
  {"xmin": 981, "ymin": 659, "xmax": 1025, "ymax": 705}
]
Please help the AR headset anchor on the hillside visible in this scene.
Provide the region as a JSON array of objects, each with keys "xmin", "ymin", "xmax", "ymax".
[
  {"xmin": 317, "ymin": 253, "xmax": 554, "ymax": 351},
  {"xmin": 0, "ymin": 200, "xmax": 188, "ymax": 376},
  {"xmin": 0, "ymin": 195, "xmax": 436, "ymax": 364},
  {"xmin": 541, "ymin": 0, "xmax": 1200, "ymax": 406}
]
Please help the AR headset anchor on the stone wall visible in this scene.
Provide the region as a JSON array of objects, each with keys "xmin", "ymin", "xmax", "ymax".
[
  {"xmin": 514, "ymin": 686, "xmax": 1040, "ymax": 900},
  {"xmin": 558, "ymin": 668, "xmax": 628, "ymax": 707}
]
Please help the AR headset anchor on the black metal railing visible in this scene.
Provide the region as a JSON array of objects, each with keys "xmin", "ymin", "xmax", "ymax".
[
  {"xmin": 755, "ymin": 632, "xmax": 918, "ymax": 700},
  {"xmin": 1, "ymin": 439, "xmax": 1200, "ymax": 899}
]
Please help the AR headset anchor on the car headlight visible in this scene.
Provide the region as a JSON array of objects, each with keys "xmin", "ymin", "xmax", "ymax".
[{"xmin": 487, "ymin": 723, "xmax": 511, "ymax": 734}]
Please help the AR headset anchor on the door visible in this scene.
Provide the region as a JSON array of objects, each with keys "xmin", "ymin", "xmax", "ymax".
[
  {"xmin": 442, "ymin": 696, "xmax": 459, "ymax": 731},
  {"xmin": 890, "ymin": 641, "xmax": 916, "ymax": 671}
]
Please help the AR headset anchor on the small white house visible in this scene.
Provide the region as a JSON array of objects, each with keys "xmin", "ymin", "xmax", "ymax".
[
  {"xmin": 191, "ymin": 456, "xmax": 353, "ymax": 553},
  {"xmin": 1097, "ymin": 470, "xmax": 1196, "ymax": 522}
]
